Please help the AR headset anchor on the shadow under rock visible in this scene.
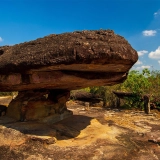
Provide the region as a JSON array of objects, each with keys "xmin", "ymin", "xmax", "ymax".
[
  {"xmin": 52, "ymin": 115, "xmax": 93, "ymax": 139},
  {"xmin": 0, "ymin": 115, "xmax": 93, "ymax": 140}
]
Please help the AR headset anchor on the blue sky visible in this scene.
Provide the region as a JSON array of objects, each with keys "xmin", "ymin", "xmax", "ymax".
[{"xmin": 0, "ymin": 0, "xmax": 160, "ymax": 71}]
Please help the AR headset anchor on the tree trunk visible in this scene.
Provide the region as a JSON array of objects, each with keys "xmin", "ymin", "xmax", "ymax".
[
  {"xmin": 116, "ymin": 98, "xmax": 120, "ymax": 108},
  {"xmin": 144, "ymin": 95, "xmax": 150, "ymax": 114}
]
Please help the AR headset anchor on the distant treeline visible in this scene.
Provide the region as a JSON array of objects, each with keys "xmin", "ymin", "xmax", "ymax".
[{"xmin": 80, "ymin": 69, "xmax": 160, "ymax": 109}]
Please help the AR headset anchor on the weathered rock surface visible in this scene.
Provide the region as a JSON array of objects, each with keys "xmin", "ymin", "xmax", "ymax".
[
  {"xmin": 0, "ymin": 30, "xmax": 138, "ymax": 121},
  {"xmin": 70, "ymin": 90, "xmax": 102, "ymax": 102},
  {"xmin": 0, "ymin": 102, "xmax": 160, "ymax": 160},
  {"xmin": 6, "ymin": 89, "xmax": 72, "ymax": 122},
  {"xmin": 0, "ymin": 30, "xmax": 137, "ymax": 91}
]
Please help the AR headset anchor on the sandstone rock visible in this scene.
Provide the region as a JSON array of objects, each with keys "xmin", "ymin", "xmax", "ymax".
[
  {"xmin": 6, "ymin": 89, "xmax": 72, "ymax": 122},
  {"xmin": 70, "ymin": 90, "xmax": 102, "ymax": 102},
  {"xmin": 0, "ymin": 107, "xmax": 160, "ymax": 159},
  {"xmin": 0, "ymin": 30, "xmax": 138, "ymax": 121},
  {"xmin": 147, "ymin": 131, "xmax": 160, "ymax": 145},
  {"xmin": 0, "ymin": 30, "xmax": 137, "ymax": 91}
]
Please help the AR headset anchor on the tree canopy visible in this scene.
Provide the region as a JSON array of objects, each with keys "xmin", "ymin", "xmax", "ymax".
[{"xmin": 82, "ymin": 69, "xmax": 160, "ymax": 109}]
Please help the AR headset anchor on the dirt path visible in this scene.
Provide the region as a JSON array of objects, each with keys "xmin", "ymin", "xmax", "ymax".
[{"xmin": 0, "ymin": 101, "xmax": 160, "ymax": 160}]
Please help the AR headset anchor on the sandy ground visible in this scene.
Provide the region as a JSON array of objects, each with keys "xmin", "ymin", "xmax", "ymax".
[
  {"xmin": 0, "ymin": 96, "xmax": 12, "ymax": 106},
  {"xmin": 0, "ymin": 100, "xmax": 160, "ymax": 160}
]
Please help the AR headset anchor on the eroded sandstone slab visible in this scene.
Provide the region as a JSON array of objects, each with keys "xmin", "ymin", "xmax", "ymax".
[
  {"xmin": 0, "ymin": 30, "xmax": 137, "ymax": 91},
  {"xmin": 0, "ymin": 30, "xmax": 138, "ymax": 121}
]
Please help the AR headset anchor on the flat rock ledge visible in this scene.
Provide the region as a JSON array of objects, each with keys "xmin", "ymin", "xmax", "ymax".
[
  {"xmin": 0, "ymin": 30, "xmax": 137, "ymax": 91},
  {"xmin": 0, "ymin": 30, "xmax": 138, "ymax": 122},
  {"xmin": 0, "ymin": 104, "xmax": 160, "ymax": 160}
]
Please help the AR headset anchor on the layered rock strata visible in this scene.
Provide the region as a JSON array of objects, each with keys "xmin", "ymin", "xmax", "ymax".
[{"xmin": 0, "ymin": 30, "xmax": 138, "ymax": 121}]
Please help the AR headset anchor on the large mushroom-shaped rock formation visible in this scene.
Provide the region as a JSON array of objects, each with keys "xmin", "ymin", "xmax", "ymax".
[{"xmin": 0, "ymin": 30, "xmax": 138, "ymax": 122}]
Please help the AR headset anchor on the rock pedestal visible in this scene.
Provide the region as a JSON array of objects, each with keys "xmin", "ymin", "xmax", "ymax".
[
  {"xmin": 0, "ymin": 30, "xmax": 138, "ymax": 122},
  {"xmin": 6, "ymin": 89, "xmax": 72, "ymax": 123}
]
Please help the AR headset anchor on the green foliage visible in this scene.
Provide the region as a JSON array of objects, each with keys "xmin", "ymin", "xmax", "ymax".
[
  {"xmin": 88, "ymin": 85, "xmax": 120, "ymax": 107},
  {"xmin": 118, "ymin": 69, "xmax": 151, "ymax": 108},
  {"xmin": 121, "ymin": 69, "xmax": 151, "ymax": 94},
  {"xmin": 83, "ymin": 87, "xmax": 91, "ymax": 93},
  {"xmin": 0, "ymin": 92, "xmax": 18, "ymax": 97},
  {"xmin": 89, "ymin": 86, "xmax": 106, "ymax": 98},
  {"xmin": 149, "ymin": 70, "xmax": 160, "ymax": 96},
  {"xmin": 72, "ymin": 68, "xmax": 160, "ymax": 110},
  {"xmin": 87, "ymin": 69, "xmax": 160, "ymax": 109},
  {"xmin": 122, "ymin": 95, "xmax": 143, "ymax": 109},
  {"xmin": 0, "ymin": 92, "xmax": 13, "ymax": 96}
]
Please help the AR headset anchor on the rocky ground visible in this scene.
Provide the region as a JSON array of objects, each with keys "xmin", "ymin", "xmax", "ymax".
[{"xmin": 0, "ymin": 100, "xmax": 160, "ymax": 160}]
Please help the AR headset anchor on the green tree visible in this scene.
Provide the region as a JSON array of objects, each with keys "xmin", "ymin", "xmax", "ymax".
[
  {"xmin": 72, "ymin": 69, "xmax": 160, "ymax": 109},
  {"xmin": 121, "ymin": 69, "xmax": 151, "ymax": 93},
  {"xmin": 119, "ymin": 69, "xmax": 151, "ymax": 108}
]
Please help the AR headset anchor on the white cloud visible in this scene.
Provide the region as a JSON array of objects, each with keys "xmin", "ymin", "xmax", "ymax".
[
  {"xmin": 137, "ymin": 50, "xmax": 148, "ymax": 56},
  {"xmin": 142, "ymin": 30, "xmax": 157, "ymax": 36},
  {"xmin": 148, "ymin": 46, "xmax": 160, "ymax": 59},
  {"xmin": 135, "ymin": 65, "xmax": 151, "ymax": 70},
  {"xmin": 135, "ymin": 67, "xmax": 142, "ymax": 70},
  {"xmin": 0, "ymin": 37, "xmax": 3, "ymax": 42},
  {"xmin": 141, "ymin": 65, "xmax": 151, "ymax": 69},
  {"xmin": 135, "ymin": 60, "xmax": 143, "ymax": 65},
  {"xmin": 158, "ymin": 60, "xmax": 160, "ymax": 64},
  {"xmin": 154, "ymin": 9, "xmax": 160, "ymax": 17}
]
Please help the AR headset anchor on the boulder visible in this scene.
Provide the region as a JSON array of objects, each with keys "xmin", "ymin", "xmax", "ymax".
[
  {"xmin": 0, "ymin": 30, "xmax": 137, "ymax": 91},
  {"xmin": 0, "ymin": 30, "xmax": 138, "ymax": 121},
  {"xmin": 70, "ymin": 90, "xmax": 102, "ymax": 103}
]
